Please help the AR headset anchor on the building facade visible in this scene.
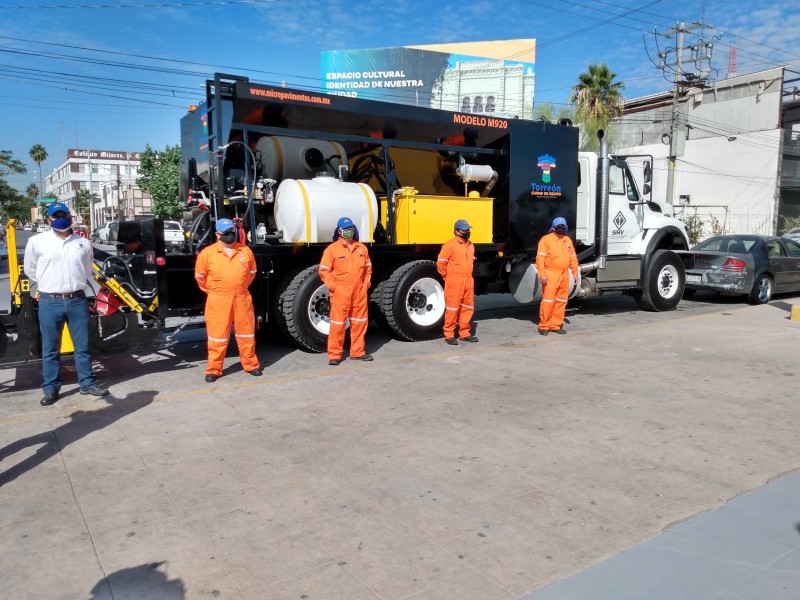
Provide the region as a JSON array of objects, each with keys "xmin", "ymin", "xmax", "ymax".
[
  {"xmin": 610, "ymin": 67, "xmax": 792, "ymax": 239},
  {"xmin": 45, "ymin": 149, "xmax": 152, "ymax": 229}
]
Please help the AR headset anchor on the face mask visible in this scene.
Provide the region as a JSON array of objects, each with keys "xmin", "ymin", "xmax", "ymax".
[
  {"xmin": 459, "ymin": 230, "xmax": 471, "ymax": 240},
  {"xmin": 51, "ymin": 217, "xmax": 72, "ymax": 231},
  {"xmin": 554, "ymin": 227, "xmax": 566, "ymax": 236},
  {"xmin": 219, "ymin": 230, "xmax": 237, "ymax": 243},
  {"xmin": 341, "ymin": 228, "xmax": 355, "ymax": 240}
]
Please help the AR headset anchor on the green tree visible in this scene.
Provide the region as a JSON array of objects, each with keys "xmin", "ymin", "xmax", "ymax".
[
  {"xmin": 1, "ymin": 149, "xmax": 27, "ymax": 177},
  {"xmin": 533, "ymin": 102, "xmax": 575, "ymax": 124},
  {"xmin": 26, "ymin": 183, "xmax": 39, "ymax": 199},
  {"xmin": 28, "ymin": 143, "xmax": 48, "ymax": 198},
  {"xmin": 0, "ymin": 178, "xmax": 34, "ymax": 223},
  {"xmin": 137, "ymin": 144, "xmax": 181, "ymax": 219},
  {"xmin": 569, "ymin": 63, "xmax": 625, "ymax": 151},
  {"xmin": 72, "ymin": 188, "xmax": 95, "ymax": 227}
]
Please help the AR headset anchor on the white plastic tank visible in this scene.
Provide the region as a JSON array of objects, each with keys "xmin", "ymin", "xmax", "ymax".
[
  {"xmin": 274, "ymin": 173, "xmax": 378, "ymax": 244},
  {"xmin": 255, "ymin": 136, "xmax": 347, "ymax": 180}
]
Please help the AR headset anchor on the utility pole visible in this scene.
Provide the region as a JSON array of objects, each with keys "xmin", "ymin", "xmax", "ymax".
[{"xmin": 655, "ymin": 22, "xmax": 714, "ymax": 204}]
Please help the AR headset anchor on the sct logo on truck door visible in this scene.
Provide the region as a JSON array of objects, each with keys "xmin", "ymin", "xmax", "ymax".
[
  {"xmin": 531, "ymin": 153, "xmax": 563, "ymax": 198},
  {"xmin": 612, "ymin": 211, "xmax": 627, "ymax": 236}
]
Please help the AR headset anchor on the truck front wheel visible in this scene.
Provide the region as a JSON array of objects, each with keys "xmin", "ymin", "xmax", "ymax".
[
  {"xmin": 381, "ymin": 260, "xmax": 445, "ymax": 341},
  {"xmin": 272, "ymin": 265, "xmax": 330, "ymax": 352},
  {"xmin": 635, "ymin": 249, "xmax": 685, "ymax": 311}
]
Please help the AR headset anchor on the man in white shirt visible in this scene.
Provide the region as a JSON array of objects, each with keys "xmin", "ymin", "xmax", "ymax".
[{"xmin": 24, "ymin": 202, "xmax": 110, "ymax": 405}]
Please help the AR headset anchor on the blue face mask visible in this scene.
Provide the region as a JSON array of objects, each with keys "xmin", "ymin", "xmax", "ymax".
[{"xmin": 50, "ymin": 216, "xmax": 72, "ymax": 231}]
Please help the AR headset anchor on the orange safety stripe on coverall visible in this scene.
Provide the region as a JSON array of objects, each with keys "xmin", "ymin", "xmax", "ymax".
[
  {"xmin": 195, "ymin": 241, "xmax": 260, "ymax": 376},
  {"xmin": 535, "ymin": 232, "xmax": 579, "ymax": 332},
  {"xmin": 437, "ymin": 236, "xmax": 475, "ymax": 339},
  {"xmin": 319, "ymin": 238, "xmax": 372, "ymax": 360}
]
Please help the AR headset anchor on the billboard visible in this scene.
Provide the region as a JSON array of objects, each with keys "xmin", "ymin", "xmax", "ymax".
[{"xmin": 321, "ymin": 39, "xmax": 536, "ymax": 120}]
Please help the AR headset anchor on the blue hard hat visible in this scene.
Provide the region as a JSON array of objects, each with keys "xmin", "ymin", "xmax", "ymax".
[
  {"xmin": 454, "ymin": 219, "xmax": 471, "ymax": 231},
  {"xmin": 47, "ymin": 202, "xmax": 70, "ymax": 216},
  {"xmin": 215, "ymin": 218, "xmax": 235, "ymax": 232},
  {"xmin": 549, "ymin": 217, "xmax": 568, "ymax": 232},
  {"xmin": 337, "ymin": 217, "xmax": 354, "ymax": 229}
]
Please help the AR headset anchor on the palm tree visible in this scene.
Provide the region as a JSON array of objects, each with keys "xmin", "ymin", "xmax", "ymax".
[
  {"xmin": 29, "ymin": 144, "xmax": 48, "ymax": 198},
  {"xmin": 569, "ymin": 64, "xmax": 625, "ymax": 150},
  {"xmin": 26, "ymin": 183, "xmax": 39, "ymax": 200}
]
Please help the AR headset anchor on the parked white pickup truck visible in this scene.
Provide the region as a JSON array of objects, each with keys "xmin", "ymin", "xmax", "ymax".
[{"xmin": 164, "ymin": 220, "xmax": 186, "ymax": 252}]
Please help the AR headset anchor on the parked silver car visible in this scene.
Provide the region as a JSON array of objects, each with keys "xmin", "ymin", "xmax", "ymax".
[
  {"xmin": 783, "ymin": 227, "xmax": 800, "ymax": 243},
  {"xmin": 677, "ymin": 234, "xmax": 800, "ymax": 304}
]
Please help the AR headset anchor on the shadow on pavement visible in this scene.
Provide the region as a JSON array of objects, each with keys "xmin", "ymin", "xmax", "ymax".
[
  {"xmin": 0, "ymin": 390, "xmax": 156, "ymax": 486},
  {"xmin": 88, "ymin": 561, "xmax": 185, "ymax": 600}
]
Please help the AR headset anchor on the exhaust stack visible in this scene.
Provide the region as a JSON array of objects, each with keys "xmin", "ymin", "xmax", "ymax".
[{"xmin": 597, "ymin": 130, "xmax": 609, "ymax": 270}]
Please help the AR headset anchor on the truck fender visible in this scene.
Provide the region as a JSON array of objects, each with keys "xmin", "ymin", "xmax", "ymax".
[{"xmin": 639, "ymin": 225, "xmax": 690, "ymax": 254}]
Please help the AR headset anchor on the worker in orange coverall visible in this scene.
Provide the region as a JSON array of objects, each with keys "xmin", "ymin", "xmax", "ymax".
[
  {"xmin": 535, "ymin": 216, "xmax": 579, "ymax": 336},
  {"xmin": 437, "ymin": 219, "xmax": 479, "ymax": 345},
  {"xmin": 319, "ymin": 217, "xmax": 373, "ymax": 366},
  {"xmin": 195, "ymin": 218, "xmax": 262, "ymax": 382}
]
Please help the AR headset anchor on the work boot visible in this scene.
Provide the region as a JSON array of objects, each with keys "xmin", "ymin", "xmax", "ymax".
[
  {"xmin": 80, "ymin": 385, "xmax": 110, "ymax": 397},
  {"xmin": 40, "ymin": 391, "xmax": 59, "ymax": 406},
  {"xmin": 205, "ymin": 374, "xmax": 219, "ymax": 383},
  {"xmin": 329, "ymin": 359, "xmax": 342, "ymax": 366},
  {"xmin": 553, "ymin": 328, "xmax": 567, "ymax": 334},
  {"xmin": 248, "ymin": 369, "xmax": 263, "ymax": 376},
  {"xmin": 459, "ymin": 335, "xmax": 479, "ymax": 343},
  {"xmin": 444, "ymin": 337, "xmax": 458, "ymax": 346},
  {"xmin": 538, "ymin": 329, "xmax": 549, "ymax": 336},
  {"xmin": 351, "ymin": 354, "xmax": 374, "ymax": 361}
]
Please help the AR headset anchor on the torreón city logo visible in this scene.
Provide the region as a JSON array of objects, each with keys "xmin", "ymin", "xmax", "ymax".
[{"xmin": 531, "ymin": 153, "xmax": 562, "ymax": 197}]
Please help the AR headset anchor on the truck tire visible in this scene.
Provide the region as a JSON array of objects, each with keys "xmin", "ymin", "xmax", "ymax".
[
  {"xmin": 368, "ymin": 269, "xmax": 394, "ymax": 335},
  {"xmin": 381, "ymin": 260, "xmax": 445, "ymax": 341},
  {"xmin": 272, "ymin": 265, "xmax": 330, "ymax": 352},
  {"xmin": 635, "ymin": 249, "xmax": 685, "ymax": 312}
]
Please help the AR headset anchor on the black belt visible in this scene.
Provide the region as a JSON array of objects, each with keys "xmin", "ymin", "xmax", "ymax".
[{"xmin": 41, "ymin": 290, "xmax": 85, "ymax": 299}]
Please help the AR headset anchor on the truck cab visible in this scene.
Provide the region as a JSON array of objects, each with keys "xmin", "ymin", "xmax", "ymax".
[{"xmin": 576, "ymin": 152, "xmax": 689, "ymax": 257}]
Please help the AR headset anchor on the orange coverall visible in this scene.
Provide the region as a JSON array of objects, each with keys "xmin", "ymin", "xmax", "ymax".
[
  {"xmin": 535, "ymin": 232, "xmax": 579, "ymax": 332},
  {"xmin": 437, "ymin": 236, "xmax": 476, "ymax": 340},
  {"xmin": 195, "ymin": 241, "xmax": 260, "ymax": 376},
  {"xmin": 319, "ymin": 238, "xmax": 372, "ymax": 361}
]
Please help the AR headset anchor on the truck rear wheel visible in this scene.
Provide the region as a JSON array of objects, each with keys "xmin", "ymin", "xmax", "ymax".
[
  {"xmin": 381, "ymin": 260, "xmax": 445, "ymax": 341},
  {"xmin": 368, "ymin": 269, "xmax": 394, "ymax": 335},
  {"xmin": 272, "ymin": 265, "xmax": 329, "ymax": 352},
  {"xmin": 635, "ymin": 249, "xmax": 685, "ymax": 311}
]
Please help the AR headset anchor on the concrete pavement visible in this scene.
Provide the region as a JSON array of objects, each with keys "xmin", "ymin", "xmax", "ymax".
[{"xmin": 1, "ymin": 296, "xmax": 799, "ymax": 599}]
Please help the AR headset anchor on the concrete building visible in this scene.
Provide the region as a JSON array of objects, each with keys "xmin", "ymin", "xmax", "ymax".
[
  {"xmin": 610, "ymin": 66, "xmax": 798, "ymax": 239},
  {"xmin": 45, "ymin": 149, "xmax": 152, "ymax": 230}
]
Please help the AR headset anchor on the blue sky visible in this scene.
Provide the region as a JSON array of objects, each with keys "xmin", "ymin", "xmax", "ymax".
[{"xmin": 1, "ymin": 0, "xmax": 799, "ymax": 194}]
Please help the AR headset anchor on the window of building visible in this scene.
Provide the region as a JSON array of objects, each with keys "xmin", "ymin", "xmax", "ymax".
[
  {"xmin": 473, "ymin": 96, "xmax": 484, "ymax": 112},
  {"xmin": 461, "ymin": 97, "xmax": 471, "ymax": 112},
  {"xmin": 486, "ymin": 96, "xmax": 496, "ymax": 112}
]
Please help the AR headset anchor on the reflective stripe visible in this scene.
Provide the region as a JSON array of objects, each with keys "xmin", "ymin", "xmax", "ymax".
[
  {"xmin": 555, "ymin": 298, "xmax": 568, "ymax": 303},
  {"xmin": 542, "ymin": 299, "xmax": 555, "ymax": 303},
  {"xmin": 235, "ymin": 333, "xmax": 255, "ymax": 338},
  {"xmin": 461, "ymin": 304, "xmax": 474, "ymax": 309},
  {"xmin": 296, "ymin": 179, "xmax": 312, "ymax": 242},
  {"xmin": 350, "ymin": 317, "xmax": 368, "ymax": 322},
  {"xmin": 437, "ymin": 258, "xmax": 449, "ymax": 263},
  {"xmin": 364, "ymin": 261, "xmax": 372, "ymax": 267},
  {"xmin": 320, "ymin": 265, "xmax": 332, "ymax": 271},
  {"xmin": 208, "ymin": 336, "xmax": 228, "ymax": 342},
  {"xmin": 445, "ymin": 306, "xmax": 459, "ymax": 311},
  {"xmin": 249, "ymin": 269, "xmax": 257, "ymax": 274},
  {"xmin": 195, "ymin": 273, "xmax": 207, "ymax": 279},
  {"xmin": 329, "ymin": 319, "xmax": 346, "ymax": 325},
  {"xmin": 357, "ymin": 182, "xmax": 374, "ymax": 243},
  {"xmin": 537, "ymin": 252, "xmax": 548, "ymax": 256}
]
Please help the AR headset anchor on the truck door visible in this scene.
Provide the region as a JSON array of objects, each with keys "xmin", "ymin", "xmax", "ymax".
[{"xmin": 606, "ymin": 160, "xmax": 644, "ymax": 255}]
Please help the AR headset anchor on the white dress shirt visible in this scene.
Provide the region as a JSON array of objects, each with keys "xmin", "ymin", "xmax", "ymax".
[{"xmin": 23, "ymin": 230, "xmax": 93, "ymax": 294}]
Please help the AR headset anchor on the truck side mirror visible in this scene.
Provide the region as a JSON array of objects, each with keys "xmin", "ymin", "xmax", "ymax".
[
  {"xmin": 644, "ymin": 161, "xmax": 652, "ymax": 184},
  {"xmin": 643, "ymin": 183, "xmax": 651, "ymax": 195}
]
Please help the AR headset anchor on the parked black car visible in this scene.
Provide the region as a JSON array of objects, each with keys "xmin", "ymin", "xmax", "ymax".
[{"xmin": 677, "ymin": 234, "xmax": 800, "ymax": 304}]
